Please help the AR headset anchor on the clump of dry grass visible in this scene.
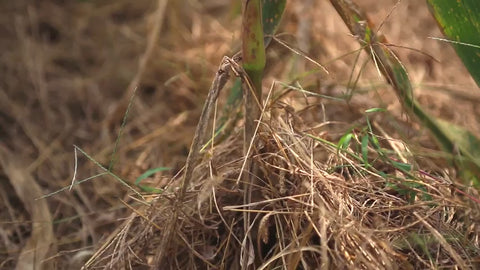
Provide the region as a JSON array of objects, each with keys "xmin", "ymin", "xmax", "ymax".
[{"xmin": 83, "ymin": 84, "xmax": 480, "ymax": 268}]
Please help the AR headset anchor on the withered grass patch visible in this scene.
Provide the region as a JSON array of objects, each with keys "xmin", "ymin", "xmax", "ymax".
[{"xmin": 84, "ymin": 84, "xmax": 480, "ymax": 268}]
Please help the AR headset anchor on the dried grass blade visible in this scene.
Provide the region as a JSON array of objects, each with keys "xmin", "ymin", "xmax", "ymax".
[{"xmin": 0, "ymin": 148, "xmax": 55, "ymax": 270}]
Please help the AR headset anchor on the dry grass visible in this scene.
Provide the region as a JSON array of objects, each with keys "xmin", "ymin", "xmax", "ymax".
[
  {"xmin": 0, "ymin": 0, "xmax": 479, "ymax": 269},
  {"xmin": 83, "ymin": 87, "xmax": 480, "ymax": 268}
]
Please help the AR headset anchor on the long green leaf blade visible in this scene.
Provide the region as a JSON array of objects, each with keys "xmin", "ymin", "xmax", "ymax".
[
  {"xmin": 262, "ymin": 0, "xmax": 287, "ymax": 46},
  {"xmin": 427, "ymin": 0, "xmax": 480, "ymax": 87}
]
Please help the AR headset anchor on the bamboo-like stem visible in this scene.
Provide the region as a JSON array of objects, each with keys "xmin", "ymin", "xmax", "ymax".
[{"xmin": 242, "ymin": 0, "xmax": 266, "ymax": 150}]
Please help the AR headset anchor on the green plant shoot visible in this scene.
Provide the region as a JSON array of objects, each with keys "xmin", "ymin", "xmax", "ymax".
[{"xmin": 242, "ymin": 0, "xmax": 266, "ymax": 144}]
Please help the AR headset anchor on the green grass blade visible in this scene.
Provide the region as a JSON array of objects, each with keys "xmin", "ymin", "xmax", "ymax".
[
  {"xmin": 391, "ymin": 161, "xmax": 412, "ymax": 172},
  {"xmin": 361, "ymin": 134, "xmax": 369, "ymax": 166},
  {"xmin": 330, "ymin": 0, "xmax": 480, "ymax": 187},
  {"xmin": 427, "ymin": 0, "xmax": 480, "ymax": 87},
  {"xmin": 262, "ymin": 0, "xmax": 286, "ymax": 46},
  {"xmin": 134, "ymin": 167, "xmax": 170, "ymax": 185},
  {"xmin": 73, "ymin": 145, "xmax": 145, "ymax": 199},
  {"xmin": 133, "ymin": 165, "xmax": 168, "ymax": 193},
  {"xmin": 217, "ymin": 79, "xmax": 243, "ymax": 137},
  {"xmin": 338, "ymin": 132, "xmax": 353, "ymax": 150}
]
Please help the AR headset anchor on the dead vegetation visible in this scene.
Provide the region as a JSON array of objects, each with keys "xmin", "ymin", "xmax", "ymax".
[
  {"xmin": 83, "ymin": 90, "xmax": 480, "ymax": 268},
  {"xmin": 0, "ymin": 0, "xmax": 479, "ymax": 269}
]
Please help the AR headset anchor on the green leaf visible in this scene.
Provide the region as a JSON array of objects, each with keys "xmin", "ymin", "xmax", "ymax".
[
  {"xmin": 338, "ymin": 132, "xmax": 353, "ymax": 150},
  {"xmin": 436, "ymin": 119, "xmax": 480, "ymax": 168},
  {"xmin": 134, "ymin": 167, "xmax": 170, "ymax": 185},
  {"xmin": 365, "ymin": 115, "xmax": 381, "ymax": 149},
  {"xmin": 365, "ymin": 108, "xmax": 386, "ymax": 114},
  {"xmin": 361, "ymin": 134, "xmax": 369, "ymax": 166},
  {"xmin": 262, "ymin": 0, "xmax": 287, "ymax": 46},
  {"xmin": 386, "ymin": 180, "xmax": 430, "ymax": 203},
  {"xmin": 137, "ymin": 185, "xmax": 163, "ymax": 194},
  {"xmin": 214, "ymin": 79, "xmax": 243, "ymax": 142},
  {"xmin": 427, "ymin": 0, "xmax": 480, "ymax": 87},
  {"xmin": 378, "ymin": 171, "xmax": 388, "ymax": 178},
  {"xmin": 391, "ymin": 161, "xmax": 412, "ymax": 172},
  {"xmin": 369, "ymin": 134, "xmax": 381, "ymax": 150}
]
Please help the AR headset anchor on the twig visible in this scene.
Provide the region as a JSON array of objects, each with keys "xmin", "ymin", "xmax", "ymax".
[{"xmin": 180, "ymin": 56, "xmax": 238, "ymax": 201}]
